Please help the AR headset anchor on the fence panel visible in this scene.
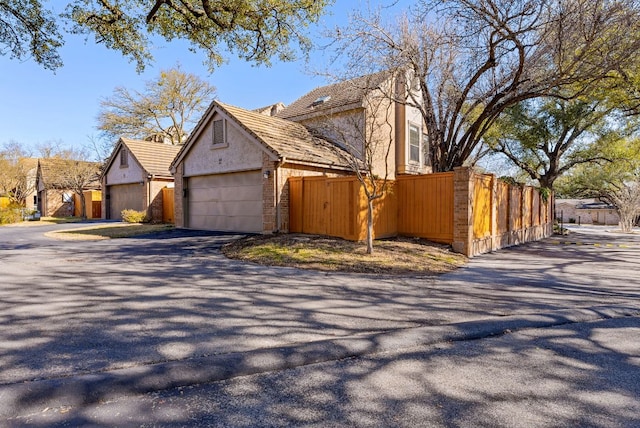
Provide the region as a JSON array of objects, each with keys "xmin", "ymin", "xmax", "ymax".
[
  {"xmin": 288, "ymin": 177, "xmax": 303, "ymax": 233},
  {"xmin": 531, "ymin": 188, "xmax": 541, "ymax": 226},
  {"xmin": 327, "ymin": 178, "xmax": 359, "ymax": 240},
  {"xmin": 509, "ymin": 186, "xmax": 522, "ymax": 231},
  {"xmin": 473, "ymin": 174, "xmax": 493, "ymax": 239},
  {"xmin": 496, "ymin": 181, "xmax": 509, "ymax": 235},
  {"xmin": 302, "ymin": 177, "xmax": 329, "ymax": 236},
  {"xmin": 523, "ymin": 187, "xmax": 533, "ymax": 228},
  {"xmin": 397, "ymin": 172, "xmax": 454, "ymax": 244},
  {"xmin": 162, "ymin": 187, "xmax": 175, "ymax": 224}
]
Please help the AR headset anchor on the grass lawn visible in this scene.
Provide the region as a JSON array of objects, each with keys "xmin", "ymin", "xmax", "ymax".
[
  {"xmin": 223, "ymin": 234, "xmax": 467, "ymax": 275},
  {"xmin": 45, "ymin": 223, "xmax": 174, "ymax": 240}
]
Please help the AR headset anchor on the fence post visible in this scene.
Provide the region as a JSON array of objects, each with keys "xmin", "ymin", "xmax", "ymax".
[{"xmin": 452, "ymin": 166, "xmax": 474, "ymax": 257}]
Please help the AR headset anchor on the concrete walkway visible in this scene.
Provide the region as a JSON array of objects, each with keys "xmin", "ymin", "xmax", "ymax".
[{"xmin": 0, "ymin": 223, "xmax": 639, "ymax": 418}]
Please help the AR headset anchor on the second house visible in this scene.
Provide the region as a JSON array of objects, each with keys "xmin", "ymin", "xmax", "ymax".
[{"xmin": 102, "ymin": 138, "xmax": 180, "ymax": 222}]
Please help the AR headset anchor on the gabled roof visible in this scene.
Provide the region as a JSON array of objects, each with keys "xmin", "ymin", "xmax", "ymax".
[
  {"xmin": 276, "ymin": 71, "xmax": 391, "ymax": 121},
  {"xmin": 172, "ymin": 101, "xmax": 354, "ymax": 171},
  {"xmin": 38, "ymin": 158, "xmax": 101, "ymax": 188},
  {"xmin": 104, "ymin": 138, "xmax": 181, "ymax": 178}
]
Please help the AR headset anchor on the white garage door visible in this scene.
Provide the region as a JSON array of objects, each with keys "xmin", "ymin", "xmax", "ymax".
[
  {"xmin": 187, "ymin": 171, "xmax": 263, "ymax": 232},
  {"xmin": 108, "ymin": 183, "xmax": 143, "ymax": 220}
]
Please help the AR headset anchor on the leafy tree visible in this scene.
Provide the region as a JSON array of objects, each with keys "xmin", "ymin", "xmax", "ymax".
[
  {"xmin": 483, "ymin": 97, "xmax": 634, "ymax": 189},
  {"xmin": 0, "ymin": 0, "xmax": 329, "ymax": 71},
  {"xmin": 330, "ymin": 0, "xmax": 640, "ymax": 172},
  {"xmin": 0, "ymin": 0, "xmax": 63, "ymax": 70},
  {"xmin": 557, "ymin": 138, "xmax": 640, "ymax": 232},
  {"xmin": 97, "ymin": 67, "xmax": 216, "ymax": 146}
]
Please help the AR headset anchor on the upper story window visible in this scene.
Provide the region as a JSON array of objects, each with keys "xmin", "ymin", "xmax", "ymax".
[
  {"xmin": 409, "ymin": 124, "xmax": 420, "ymax": 163},
  {"xmin": 120, "ymin": 149, "xmax": 128, "ymax": 167},
  {"xmin": 423, "ymin": 132, "xmax": 430, "ymax": 166},
  {"xmin": 213, "ymin": 119, "xmax": 226, "ymax": 145}
]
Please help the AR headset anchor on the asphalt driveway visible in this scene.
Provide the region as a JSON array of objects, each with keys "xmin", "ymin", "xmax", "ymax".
[{"xmin": 0, "ymin": 222, "xmax": 639, "ymax": 420}]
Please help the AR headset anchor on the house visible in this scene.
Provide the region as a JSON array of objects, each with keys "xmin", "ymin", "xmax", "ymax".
[
  {"xmin": 102, "ymin": 138, "xmax": 181, "ymax": 222},
  {"xmin": 36, "ymin": 158, "xmax": 101, "ymax": 217},
  {"xmin": 0, "ymin": 157, "xmax": 38, "ymax": 209},
  {"xmin": 276, "ymin": 70, "xmax": 431, "ymax": 178},
  {"xmin": 170, "ymin": 101, "xmax": 355, "ymax": 233},
  {"xmin": 555, "ymin": 198, "xmax": 620, "ymax": 225},
  {"xmin": 170, "ymin": 72, "xmax": 433, "ymax": 234}
]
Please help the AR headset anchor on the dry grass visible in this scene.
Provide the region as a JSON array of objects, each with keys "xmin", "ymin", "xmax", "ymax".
[
  {"xmin": 222, "ymin": 234, "xmax": 467, "ymax": 275},
  {"xmin": 45, "ymin": 224, "xmax": 174, "ymax": 240}
]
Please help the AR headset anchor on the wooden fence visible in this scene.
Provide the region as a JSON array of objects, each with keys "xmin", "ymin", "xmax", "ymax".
[
  {"xmin": 397, "ymin": 173, "xmax": 454, "ymax": 244},
  {"xmin": 289, "ymin": 176, "xmax": 396, "ymax": 241},
  {"xmin": 288, "ymin": 167, "xmax": 553, "ymax": 257},
  {"xmin": 162, "ymin": 187, "xmax": 175, "ymax": 224},
  {"xmin": 73, "ymin": 190, "xmax": 102, "ymax": 218}
]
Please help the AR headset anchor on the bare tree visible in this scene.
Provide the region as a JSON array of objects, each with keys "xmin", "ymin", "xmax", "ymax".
[
  {"xmin": 331, "ymin": 0, "xmax": 640, "ymax": 172},
  {"xmin": 44, "ymin": 149, "xmax": 101, "ymax": 219},
  {"xmin": 97, "ymin": 67, "xmax": 216, "ymax": 146},
  {"xmin": 0, "ymin": 141, "xmax": 36, "ymax": 206},
  {"xmin": 310, "ymin": 75, "xmax": 396, "ymax": 254}
]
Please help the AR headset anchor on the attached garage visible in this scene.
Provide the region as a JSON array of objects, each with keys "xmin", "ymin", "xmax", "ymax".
[
  {"xmin": 170, "ymin": 101, "xmax": 354, "ymax": 234},
  {"xmin": 102, "ymin": 139, "xmax": 181, "ymax": 222},
  {"xmin": 108, "ymin": 183, "xmax": 144, "ymax": 220},
  {"xmin": 187, "ymin": 170, "xmax": 262, "ymax": 232}
]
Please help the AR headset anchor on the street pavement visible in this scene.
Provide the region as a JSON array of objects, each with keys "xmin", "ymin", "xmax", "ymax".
[{"xmin": 0, "ymin": 222, "xmax": 639, "ymax": 426}]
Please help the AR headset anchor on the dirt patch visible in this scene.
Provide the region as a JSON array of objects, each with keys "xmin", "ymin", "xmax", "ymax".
[{"xmin": 222, "ymin": 234, "xmax": 467, "ymax": 275}]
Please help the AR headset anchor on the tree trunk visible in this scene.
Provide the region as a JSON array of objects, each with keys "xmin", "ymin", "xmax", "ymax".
[
  {"xmin": 79, "ymin": 192, "xmax": 87, "ymax": 220},
  {"xmin": 366, "ymin": 199, "xmax": 374, "ymax": 255}
]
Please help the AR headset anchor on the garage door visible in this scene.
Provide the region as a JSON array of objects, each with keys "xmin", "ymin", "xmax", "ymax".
[
  {"xmin": 188, "ymin": 171, "xmax": 262, "ymax": 232},
  {"xmin": 108, "ymin": 183, "xmax": 143, "ymax": 220}
]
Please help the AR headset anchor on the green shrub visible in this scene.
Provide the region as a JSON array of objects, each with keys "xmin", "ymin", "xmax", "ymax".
[
  {"xmin": 121, "ymin": 209, "xmax": 149, "ymax": 223},
  {"xmin": 0, "ymin": 206, "xmax": 23, "ymax": 225}
]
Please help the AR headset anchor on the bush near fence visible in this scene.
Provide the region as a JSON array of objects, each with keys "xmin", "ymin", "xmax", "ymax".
[{"xmin": 288, "ymin": 167, "xmax": 553, "ymax": 257}]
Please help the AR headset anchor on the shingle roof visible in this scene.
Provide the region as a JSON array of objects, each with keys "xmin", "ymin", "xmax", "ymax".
[
  {"xmin": 276, "ymin": 71, "xmax": 391, "ymax": 121},
  {"xmin": 119, "ymin": 138, "xmax": 181, "ymax": 177},
  {"xmin": 216, "ymin": 102, "xmax": 353, "ymax": 169},
  {"xmin": 38, "ymin": 158, "xmax": 101, "ymax": 188}
]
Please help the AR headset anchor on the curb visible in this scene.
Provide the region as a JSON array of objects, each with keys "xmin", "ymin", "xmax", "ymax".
[{"xmin": 1, "ymin": 305, "xmax": 638, "ymax": 418}]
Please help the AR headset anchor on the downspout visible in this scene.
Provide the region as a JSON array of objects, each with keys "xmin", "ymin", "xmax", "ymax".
[
  {"xmin": 148, "ymin": 173, "xmax": 154, "ymax": 220},
  {"xmin": 275, "ymin": 157, "xmax": 284, "ymax": 232}
]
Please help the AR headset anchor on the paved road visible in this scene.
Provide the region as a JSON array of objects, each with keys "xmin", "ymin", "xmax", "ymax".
[
  {"xmin": 0, "ymin": 222, "xmax": 639, "ymax": 425},
  {"xmin": 10, "ymin": 316, "xmax": 639, "ymax": 427}
]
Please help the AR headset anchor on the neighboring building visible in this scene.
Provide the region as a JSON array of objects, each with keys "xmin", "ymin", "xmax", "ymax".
[
  {"xmin": 20, "ymin": 158, "xmax": 38, "ymax": 210},
  {"xmin": 556, "ymin": 198, "xmax": 620, "ymax": 225},
  {"xmin": 170, "ymin": 101, "xmax": 354, "ymax": 233},
  {"xmin": 36, "ymin": 158, "xmax": 101, "ymax": 217},
  {"xmin": 102, "ymin": 138, "xmax": 180, "ymax": 221}
]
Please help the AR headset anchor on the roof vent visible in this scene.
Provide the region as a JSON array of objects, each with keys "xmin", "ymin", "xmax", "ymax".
[{"xmin": 311, "ymin": 95, "xmax": 331, "ymax": 106}]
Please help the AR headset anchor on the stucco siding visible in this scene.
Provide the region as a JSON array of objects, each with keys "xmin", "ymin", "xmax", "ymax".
[
  {"xmin": 183, "ymin": 112, "xmax": 263, "ymax": 177},
  {"xmin": 105, "ymin": 147, "xmax": 145, "ymax": 185}
]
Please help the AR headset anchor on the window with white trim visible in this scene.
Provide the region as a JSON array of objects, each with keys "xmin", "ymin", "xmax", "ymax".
[
  {"xmin": 409, "ymin": 124, "xmax": 420, "ymax": 163},
  {"xmin": 212, "ymin": 119, "xmax": 226, "ymax": 145}
]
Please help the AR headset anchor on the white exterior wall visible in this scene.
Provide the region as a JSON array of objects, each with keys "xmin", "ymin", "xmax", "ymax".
[
  {"xmin": 183, "ymin": 112, "xmax": 263, "ymax": 177},
  {"xmin": 105, "ymin": 147, "xmax": 145, "ymax": 185}
]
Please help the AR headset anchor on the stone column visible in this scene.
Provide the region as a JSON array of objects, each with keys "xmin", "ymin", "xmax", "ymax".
[{"xmin": 452, "ymin": 166, "xmax": 474, "ymax": 257}]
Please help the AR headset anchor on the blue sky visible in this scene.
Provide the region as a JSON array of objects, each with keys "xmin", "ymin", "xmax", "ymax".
[{"xmin": 0, "ymin": 1, "xmax": 402, "ymax": 158}]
